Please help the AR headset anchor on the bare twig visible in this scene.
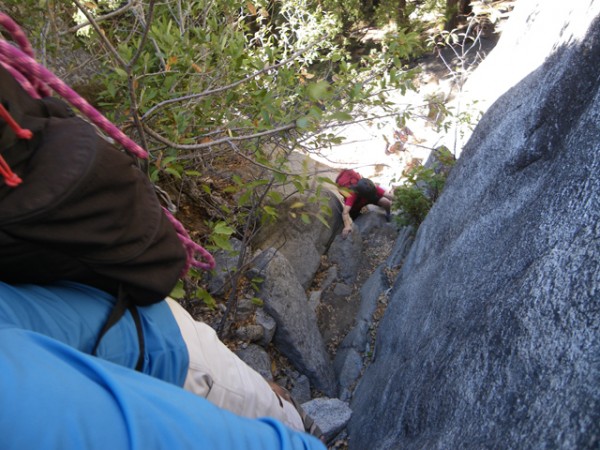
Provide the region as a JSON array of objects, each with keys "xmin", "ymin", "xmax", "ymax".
[
  {"xmin": 71, "ymin": 0, "xmax": 127, "ymax": 68},
  {"xmin": 223, "ymin": 140, "xmax": 296, "ymax": 175},
  {"xmin": 434, "ymin": 15, "xmax": 485, "ymax": 155},
  {"xmin": 216, "ymin": 181, "xmax": 278, "ymax": 337},
  {"xmin": 127, "ymin": 0, "xmax": 156, "ymax": 156},
  {"xmin": 142, "ymin": 122, "xmax": 296, "ymax": 152},
  {"xmin": 128, "ymin": 0, "xmax": 155, "ymax": 69},
  {"xmin": 66, "ymin": 1, "xmax": 135, "ymax": 34}
]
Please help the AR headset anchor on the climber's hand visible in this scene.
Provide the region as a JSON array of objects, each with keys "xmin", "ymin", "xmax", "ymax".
[{"xmin": 342, "ymin": 225, "xmax": 352, "ymax": 239}]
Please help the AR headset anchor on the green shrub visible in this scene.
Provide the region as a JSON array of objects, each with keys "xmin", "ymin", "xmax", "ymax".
[{"xmin": 393, "ymin": 146, "xmax": 455, "ymax": 227}]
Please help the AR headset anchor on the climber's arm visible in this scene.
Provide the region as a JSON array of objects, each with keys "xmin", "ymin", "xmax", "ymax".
[{"xmin": 342, "ymin": 204, "xmax": 353, "ymax": 238}]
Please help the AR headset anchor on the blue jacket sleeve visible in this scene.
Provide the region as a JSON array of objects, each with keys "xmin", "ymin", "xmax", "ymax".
[{"xmin": 0, "ymin": 327, "xmax": 326, "ymax": 450}]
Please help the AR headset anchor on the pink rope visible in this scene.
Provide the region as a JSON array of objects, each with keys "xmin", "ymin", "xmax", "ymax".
[
  {"xmin": 0, "ymin": 41, "xmax": 148, "ymax": 159},
  {"xmin": 0, "ymin": 14, "xmax": 50, "ymax": 97},
  {"xmin": 0, "ymin": 13, "xmax": 215, "ymax": 272},
  {"xmin": 0, "ymin": 60, "xmax": 38, "ymax": 98},
  {"xmin": 0, "ymin": 14, "xmax": 34, "ymax": 58},
  {"xmin": 163, "ymin": 208, "xmax": 215, "ymax": 272}
]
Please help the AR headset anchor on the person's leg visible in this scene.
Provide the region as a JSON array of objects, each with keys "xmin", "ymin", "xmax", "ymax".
[
  {"xmin": 377, "ymin": 196, "xmax": 392, "ymax": 221},
  {"xmin": 377, "ymin": 196, "xmax": 392, "ymax": 213},
  {"xmin": 165, "ymin": 298, "xmax": 304, "ymax": 432}
]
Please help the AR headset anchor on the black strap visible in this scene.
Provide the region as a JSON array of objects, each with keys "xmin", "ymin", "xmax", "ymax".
[
  {"xmin": 92, "ymin": 285, "xmax": 145, "ymax": 372},
  {"xmin": 128, "ymin": 302, "xmax": 145, "ymax": 371}
]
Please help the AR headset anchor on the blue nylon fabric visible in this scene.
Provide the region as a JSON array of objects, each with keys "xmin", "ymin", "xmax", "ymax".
[
  {"xmin": 0, "ymin": 327, "xmax": 325, "ymax": 450},
  {"xmin": 0, "ymin": 280, "xmax": 188, "ymax": 386}
]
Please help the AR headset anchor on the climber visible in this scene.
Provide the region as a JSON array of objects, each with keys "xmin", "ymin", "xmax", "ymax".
[
  {"xmin": 336, "ymin": 169, "xmax": 394, "ymax": 238},
  {"xmin": 0, "ymin": 280, "xmax": 325, "ymax": 436},
  {"xmin": 0, "ymin": 325, "xmax": 326, "ymax": 450}
]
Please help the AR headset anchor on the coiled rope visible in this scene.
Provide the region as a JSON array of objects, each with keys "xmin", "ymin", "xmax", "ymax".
[{"xmin": 0, "ymin": 13, "xmax": 215, "ymax": 272}]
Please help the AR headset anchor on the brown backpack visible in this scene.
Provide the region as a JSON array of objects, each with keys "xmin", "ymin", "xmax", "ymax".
[{"xmin": 0, "ymin": 64, "xmax": 187, "ymax": 305}]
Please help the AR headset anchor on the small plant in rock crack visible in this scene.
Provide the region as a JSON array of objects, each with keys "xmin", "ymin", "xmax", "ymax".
[{"xmin": 392, "ymin": 146, "xmax": 456, "ymax": 227}]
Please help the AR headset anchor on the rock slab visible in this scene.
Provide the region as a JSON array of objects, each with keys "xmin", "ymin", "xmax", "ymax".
[{"xmin": 349, "ymin": 2, "xmax": 600, "ymax": 449}]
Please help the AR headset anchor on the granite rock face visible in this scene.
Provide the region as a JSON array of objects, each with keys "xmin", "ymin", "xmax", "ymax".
[
  {"xmin": 251, "ymin": 248, "xmax": 337, "ymax": 396},
  {"xmin": 348, "ymin": 2, "xmax": 600, "ymax": 449},
  {"xmin": 252, "ymin": 191, "xmax": 342, "ymax": 289}
]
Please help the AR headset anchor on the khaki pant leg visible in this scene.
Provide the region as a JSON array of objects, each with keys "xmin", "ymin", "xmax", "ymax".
[{"xmin": 166, "ymin": 298, "xmax": 303, "ymax": 431}]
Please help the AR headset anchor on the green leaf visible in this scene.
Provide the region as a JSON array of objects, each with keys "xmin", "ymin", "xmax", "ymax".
[
  {"xmin": 263, "ymin": 205, "xmax": 278, "ymax": 217},
  {"xmin": 272, "ymin": 172, "xmax": 287, "ymax": 185},
  {"xmin": 268, "ymin": 190, "xmax": 283, "ymax": 203},
  {"xmin": 307, "ymin": 80, "xmax": 330, "ymax": 101},
  {"xmin": 296, "ymin": 116, "xmax": 310, "ymax": 129},
  {"xmin": 169, "ymin": 280, "xmax": 185, "ymax": 299},
  {"xmin": 317, "ymin": 176, "xmax": 336, "ymax": 185},
  {"xmin": 196, "ymin": 288, "xmax": 217, "ymax": 309},
  {"xmin": 165, "ymin": 167, "xmax": 182, "ymax": 179},
  {"xmin": 213, "ymin": 222, "xmax": 235, "ymax": 235},
  {"xmin": 114, "ymin": 67, "xmax": 128, "ymax": 79},
  {"xmin": 149, "ymin": 168, "xmax": 160, "ymax": 183},
  {"xmin": 316, "ymin": 213, "xmax": 330, "ymax": 228},
  {"xmin": 239, "ymin": 190, "xmax": 252, "ymax": 205},
  {"xmin": 211, "ymin": 234, "xmax": 234, "ymax": 251},
  {"xmin": 106, "ymin": 81, "xmax": 116, "ymax": 98},
  {"xmin": 330, "ymin": 111, "xmax": 353, "ymax": 121},
  {"xmin": 309, "ymin": 106, "xmax": 323, "ymax": 119}
]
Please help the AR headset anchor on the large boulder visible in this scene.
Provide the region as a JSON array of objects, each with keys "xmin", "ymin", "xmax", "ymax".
[
  {"xmin": 349, "ymin": 2, "xmax": 600, "ymax": 449},
  {"xmin": 252, "ymin": 191, "xmax": 343, "ymax": 289},
  {"xmin": 251, "ymin": 248, "xmax": 337, "ymax": 396}
]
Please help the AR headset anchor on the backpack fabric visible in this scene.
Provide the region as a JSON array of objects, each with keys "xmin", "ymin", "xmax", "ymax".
[
  {"xmin": 354, "ymin": 177, "xmax": 378, "ymax": 202},
  {"xmin": 0, "ymin": 64, "xmax": 186, "ymax": 306}
]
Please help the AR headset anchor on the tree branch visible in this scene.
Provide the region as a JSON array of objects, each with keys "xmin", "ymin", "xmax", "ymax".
[
  {"xmin": 141, "ymin": 41, "xmax": 321, "ymax": 121},
  {"xmin": 66, "ymin": 1, "xmax": 135, "ymax": 34},
  {"xmin": 128, "ymin": 0, "xmax": 156, "ymax": 70},
  {"xmin": 127, "ymin": 0, "xmax": 157, "ymax": 157},
  {"xmin": 223, "ymin": 140, "xmax": 296, "ymax": 175},
  {"xmin": 71, "ymin": 0, "xmax": 127, "ymax": 68},
  {"xmin": 142, "ymin": 122, "xmax": 296, "ymax": 153}
]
